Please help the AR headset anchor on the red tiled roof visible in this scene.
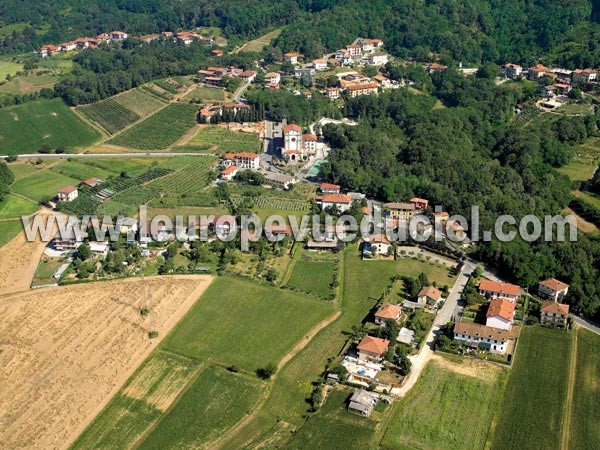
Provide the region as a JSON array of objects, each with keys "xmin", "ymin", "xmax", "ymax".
[
  {"xmin": 454, "ymin": 322, "xmax": 509, "ymax": 341},
  {"xmin": 320, "ymin": 182, "xmax": 340, "ymax": 190},
  {"xmin": 541, "ymin": 301, "xmax": 570, "ymax": 315},
  {"xmin": 58, "ymin": 186, "xmax": 77, "ymax": 194},
  {"xmin": 375, "ymin": 304, "xmax": 402, "ymax": 320},
  {"xmin": 479, "ymin": 279, "xmax": 520, "ymax": 297},
  {"xmin": 486, "ymin": 298, "xmax": 516, "ymax": 321},
  {"xmin": 320, "ymin": 194, "xmax": 351, "ymax": 204},
  {"xmin": 303, "ymin": 134, "xmax": 317, "ymax": 141},
  {"xmin": 370, "ymin": 234, "xmax": 391, "ymax": 245},
  {"xmin": 357, "ymin": 335, "xmax": 390, "ymax": 355},
  {"xmin": 418, "ymin": 286, "xmax": 442, "ymax": 301},
  {"xmin": 221, "ymin": 166, "xmax": 238, "ymax": 175},
  {"xmin": 346, "ymin": 82, "xmax": 379, "ymax": 91},
  {"xmin": 284, "ymin": 124, "xmax": 302, "ymax": 133},
  {"xmin": 539, "ymin": 278, "xmax": 569, "ymax": 292}
]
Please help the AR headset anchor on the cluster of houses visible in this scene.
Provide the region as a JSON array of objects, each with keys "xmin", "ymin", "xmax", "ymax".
[
  {"xmin": 195, "ymin": 66, "xmax": 255, "ymax": 88},
  {"xmin": 327, "ymin": 38, "xmax": 387, "ymax": 67},
  {"xmin": 453, "ymin": 276, "xmax": 571, "ymax": 355},
  {"xmin": 40, "ymin": 29, "xmax": 216, "ymax": 58},
  {"xmin": 198, "ymin": 102, "xmax": 251, "ymax": 123},
  {"xmin": 56, "ymin": 178, "xmax": 112, "ymax": 204}
]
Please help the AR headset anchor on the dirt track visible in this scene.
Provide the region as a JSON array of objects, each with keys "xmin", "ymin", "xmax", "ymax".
[{"xmin": 0, "ymin": 275, "xmax": 212, "ymax": 450}]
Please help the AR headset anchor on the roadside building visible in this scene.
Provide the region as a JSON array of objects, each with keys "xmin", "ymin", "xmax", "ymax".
[
  {"xmin": 357, "ymin": 335, "xmax": 390, "ymax": 362},
  {"xmin": 453, "ymin": 322, "xmax": 509, "ymax": 353},
  {"xmin": 478, "ymin": 279, "xmax": 520, "ymax": 301},
  {"xmin": 540, "ymin": 301, "xmax": 570, "ymax": 327},
  {"xmin": 485, "ymin": 298, "xmax": 516, "ymax": 331},
  {"xmin": 538, "ymin": 278, "xmax": 570, "ymax": 302}
]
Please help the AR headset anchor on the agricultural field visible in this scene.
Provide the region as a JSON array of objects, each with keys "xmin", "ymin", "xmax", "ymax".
[
  {"xmin": 0, "ymin": 59, "xmax": 24, "ymax": 79},
  {"xmin": 10, "ymin": 169, "xmax": 79, "ymax": 202},
  {"xmin": 240, "ymin": 28, "xmax": 282, "ymax": 53},
  {"xmin": 231, "ymin": 196, "xmax": 311, "ymax": 212},
  {"xmin": 0, "ymin": 219, "xmax": 23, "ymax": 248},
  {"xmin": 281, "ymin": 390, "xmax": 378, "ymax": 450},
  {"xmin": 49, "ymin": 160, "xmax": 115, "ymax": 180},
  {"xmin": 0, "ymin": 99, "xmax": 100, "ymax": 154},
  {"xmin": 70, "ymin": 350, "xmax": 202, "ymax": 450},
  {"xmin": 557, "ymin": 137, "xmax": 600, "ymax": 182},
  {"xmin": 0, "ymin": 194, "xmax": 38, "ymax": 219},
  {"xmin": 146, "ymin": 156, "xmax": 217, "ymax": 196},
  {"xmin": 286, "ymin": 258, "xmax": 336, "ymax": 298},
  {"xmin": 382, "ymin": 356, "xmax": 508, "ymax": 450},
  {"xmin": 182, "ymin": 84, "xmax": 226, "ymax": 103},
  {"xmin": 7, "ymin": 162, "xmax": 43, "ymax": 179},
  {"xmin": 135, "ymin": 365, "xmax": 263, "ymax": 450},
  {"xmin": 175, "ymin": 125, "xmax": 261, "ymax": 153},
  {"xmin": 77, "ymin": 89, "xmax": 167, "ymax": 134},
  {"xmin": 575, "ymin": 190, "xmax": 600, "ymax": 210},
  {"xmin": 491, "ymin": 326, "xmax": 573, "ymax": 450},
  {"xmin": 163, "ymin": 276, "xmax": 336, "ymax": 371},
  {"xmin": 568, "ymin": 327, "xmax": 600, "ymax": 450},
  {"xmin": 109, "ymin": 103, "xmax": 198, "ymax": 150}
]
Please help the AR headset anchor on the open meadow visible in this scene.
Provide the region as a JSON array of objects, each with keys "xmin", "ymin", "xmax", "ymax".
[
  {"xmin": 285, "ymin": 257, "xmax": 336, "ymax": 299},
  {"xmin": 108, "ymin": 102, "xmax": 198, "ymax": 150},
  {"xmin": 491, "ymin": 326, "xmax": 573, "ymax": 450},
  {"xmin": 0, "ymin": 276, "xmax": 213, "ymax": 450},
  {"xmin": 382, "ymin": 356, "xmax": 508, "ymax": 450},
  {"xmin": 0, "ymin": 99, "xmax": 100, "ymax": 154},
  {"xmin": 0, "ymin": 193, "xmax": 38, "ymax": 219},
  {"xmin": 240, "ymin": 28, "xmax": 282, "ymax": 53},
  {"xmin": 0, "ymin": 219, "xmax": 23, "ymax": 248}
]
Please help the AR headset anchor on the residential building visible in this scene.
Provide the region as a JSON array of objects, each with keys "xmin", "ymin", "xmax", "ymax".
[
  {"xmin": 368, "ymin": 234, "xmax": 391, "ymax": 256},
  {"xmin": 368, "ymin": 53, "xmax": 388, "ymax": 66},
  {"xmin": 479, "ymin": 279, "xmax": 520, "ymax": 301},
  {"xmin": 223, "ymin": 152, "xmax": 260, "ymax": 170},
  {"xmin": 346, "ymin": 44, "xmax": 362, "ymax": 57},
  {"xmin": 373, "ymin": 74, "xmax": 391, "ymax": 87},
  {"xmin": 211, "ymin": 49, "xmax": 224, "ymax": 57},
  {"xmin": 453, "ymin": 322, "xmax": 509, "ymax": 353},
  {"xmin": 357, "ymin": 335, "xmax": 390, "ymax": 362},
  {"xmin": 326, "ymin": 87, "xmax": 341, "ymax": 99},
  {"xmin": 284, "ymin": 52, "xmax": 302, "ymax": 64},
  {"xmin": 240, "ymin": 70, "xmax": 257, "ymax": 82},
  {"xmin": 540, "ymin": 301, "xmax": 570, "ymax": 327},
  {"xmin": 60, "ymin": 41, "xmax": 77, "ymax": 52},
  {"xmin": 433, "ymin": 211, "xmax": 449, "ymax": 223},
  {"xmin": 554, "ymin": 83, "xmax": 572, "ymax": 95},
  {"xmin": 265, "ymin": 72, "xmax": 281, "ymax": 85},
  {"xmin": 57, "ymin": 186, "xmax": 78, "ymax": 202},
  {"xmin": 264, "ymin": 173, "xmax": 296, "ymax": 190},
  {"xmin": 348, "ymin": 389, "xmax": 378, "ymax": 417},
  {"xmin": 220, "ymin": 165, "xmax": 238, "ymax": 181},
  {"xmin": 541, "ymin": 85, "xmax": 556, "ymax": 96},
  {"xmin": 384, "ymin": 202, "xmax": 416, "ymax": 220},
  {"xmin": 200, "ymin": 36, "xmax": 214, "ymax": 47},
  {"xmin": 302, "ymin": 133, "xmax": 318, "ymax": 155},
  {"xmin": 320, "ymin": 183, "xmax": 341, "ymax": 194},
  {"xmin": 504, "ymin": 63, "xmax": 523, "ymax": 79},
  {"xmin": 176, "ymin": 31, "xmax": 200, "ymax": 45},
  {"xmin": 110, "ymin": 31, "xmax": 128, "ymax": 41},
  {"xmin": 417, "ymin": 286, "xmax": 443, "ymax": 307},
  {"xmin": 313, "ymin": 59, "xmax": 328, "ymax": 70},
  {"xmin": 52, "ymin": 232, "xmax": 83, "ymax": 252},
  {"xmin": 428, "ymin": 63, "xmax": 448, "ymax": 74},
  {"xmin": 374, "ymin": 304, "xmax": 402, "ymax": 325},
  {"xmin": 345, "ymin": 82, "xmax": 379, "ymax": 97},
  {"xmin": 538, "ymin": 278, "xmax": 570, "ymax": 302},
  {"xmin": 39, "ymin": 44, "xmax": 60, "ymax": 57},
  {"xmin": 528, "ymin": 64, "xmax": 549, "ymax": 79},
  {"xmin": 333, "ymin": 50, "xmax": 353, "ymax": 65},
  {"xmin": 572, "ymin": 68, "xmax": 597, "ymax": 84},
  {"xmin": 486, "ymin": 298, "xmax": 516, "ymax": 331},
  {"xmin": 318, "ymin": 194, "xmax": 352, "ymax": 212},
  {"xmin": 410, "ymin": 197, "xmax": 429, "ymax": 210}
]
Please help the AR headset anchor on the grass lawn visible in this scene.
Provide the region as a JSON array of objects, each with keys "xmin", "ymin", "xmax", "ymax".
[
  {"xmin": 0, "ymin": 219, "xmax": 23, "ymax": 248},
  {"xmin": 286, "ymin": 259, "xmax": 336, "ymax": 299},
  {"xmin": 109, "ymin": 102, "xmax": 198, "ymax": 150},
  {"xmin": 569, "ymin": 327, "xmax": 600, "ymax": 450},
  {"xmin": 0, "ymin": 99, "xmax": 100, "ymax": 154},
  {"xmin": 0, "ymin": 194, "xmax": 38, "ymax": 219},
  {"xmin": 174, "ymin": 125, "xmax": 261, "ymax": 153},
  {"xmin": 490, "ymin": 326, "xmax": 573, "ymax": 450},
  {"xmin": 396, "ymin": 257, "xmax": 456, "ymax": 290},
  {"xmin": 70, "ymin": 350, "xmax": 202, "ymax": 450},
  {"xmin": 135, "ymin": 365, "xmax": 263, "ymax": 450},
  {"xmin": 163, "ymin": 276, "xmax": 335, "ymax": 371},
  {"xmin": 11, "ymin": 169, "xmax": 79, "ymax": 202},
  {"xmin": 381, "ymin": 357, "xmax": 508, "ymax": 450},
  {"xmin": 0, "ymin": 60, "xmax": 24, "ymax": 79},
  {"xmin": 181, "ymin": 85, "xmax": 226, "ymax": 103},
  {"xmin": 281, "ymin": 389, "xmax": 378, "ymax": 450},
  {"xmin": 240, "ymin": 28, "xmax": 283, "ymax": 53}
]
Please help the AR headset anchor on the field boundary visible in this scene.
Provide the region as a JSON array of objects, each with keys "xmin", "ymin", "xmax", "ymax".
[{"xmin": 561, "ymin": 328, "xmax": 578, "ymax": 450}]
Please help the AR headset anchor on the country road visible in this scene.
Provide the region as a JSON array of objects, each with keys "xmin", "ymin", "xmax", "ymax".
[
  {"xmin": 572, "ymin": 315, "xmax": 600, "ymax": 335},
  {"xmin": 2, "ymin": 153, "xmax": 215, "ymax": 160}
]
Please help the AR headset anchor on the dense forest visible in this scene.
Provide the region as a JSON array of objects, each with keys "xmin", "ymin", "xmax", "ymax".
[{"xmin": 0, "ymin": 162, "xmax": 14, "ymax": 203}]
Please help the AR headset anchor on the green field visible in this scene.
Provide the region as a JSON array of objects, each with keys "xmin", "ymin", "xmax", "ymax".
[
  {"xmin": 0, "ymin": 219, "xmax": 23, "ymax": 247},
  {"xmin": 557, "ymin": 138, "xmax": 600, "ymax": 182},
  {"xmin": 0, "ymin": 99, "xmax": 100, "ymax": 154},
  {"xmin": 0, "ymin": 60, "xmax": 24, "ymax": 79},
  {"xmin": 136, "ymin": 365, "xmax": 263, "ymax": 450},
  {"xmin": 49, "ymin": 160, "xmax": 114, "ymax": 180},
  {"xmin": 77, "ymin": 89, "xmax": 167, "ymax": 135},
  {"xmin": 569, "ymin": 327, "xmax": 600, "ymax": 450},
  {"xmin": 382, "ymin": 358, "xmax": 508, "ymax": 450},
  {"xmin": 0, "ymin": 194, "xmax": 38, "ymax": 219},
  {"xmin": 70, "ymin": 350, "xmax": 202, "ymax": 450},
  {"xmin": 240, "ymin": 28, "xmax": 282, "ymax": 53},
  {"xmin": 146, "ymin": 156, "xmax": 217, "ymax": 195},
  {"xmin": 491, "ymin": 326, "xmax": 573, "ymax": 450},
  {"xmin": 7, "ymin": 162, "xmax": 44, "ymax": 179},
  {"xmin": 109, "ymin": 103, "xmax": 198, "ymax": 150},
  {"xmin": 174, "ymin": 126, "xmax": 261, "ymax": 153},
  {"xmin": 182, "ymin": 84, "xmax": 226, "ymax": 102},
  {"xmin": 163, "ymin": 276, "xmax": 335, "ymax": 371},
  {"xmin": 576, "ymin": 190, "xmax": 600, "ymax": 209},
  {"xmin": 281, "ymin": 390, "xmax": 378, "ymax": 450},
  {"xmin": 286, "ymin": 259, "xmax": 336, "ymax": 298},
  {"xmin": 11, "ymin": 169, "xmax": 79, "ymax": 201}
]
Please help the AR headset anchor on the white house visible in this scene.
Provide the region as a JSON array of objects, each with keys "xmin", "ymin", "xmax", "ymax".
[
  {"xmin": 504, "ymin": 63, "xmax": 523, "ymax": 79},
  {"xmin": 368, "ymin": 53, "xmax": 388, "ymax": 66},
  {"xmin": 369, "ymin": 234, "xmax": 391, "ymax": 255},
  {"xmin": 320, "ymin": 183, "xmax": 341, "ymax": 194},
  {"xmin": 479, "ymin": 279, "xmax": 520, "ymax": 301},
  {"xmin": 454, "ymin": 322, "xmax": 509, "ymax": 354},
  {"xmin": 485, "ymin": 298, "xmax": 515, "ymax": 331},
  {"xmin": 538, "ymin": 278, "xmax": 570, "ymax": 302},
  {"xmin": 374, "ymin": 303, "xmax": 402, "ymax": 325},
  {"xmin": 284, "ymin": 52, "xmax": 302, "ymax": 64},
  {"xmin": 220, "ymin": 165, "xmax": 238, "ymax": 181},
  {"xmin": 345, "ymin": 82, "xmax": 379, "ymax": 97},
  {"xmin": 110, "ymin": 31, "xmax": 128, "ymax": 41},
  {"xmin": 302, "ymin": 133, "xmax": 318, "ymax": 155},
  {"xmin": 240, "ymin": 70, "xmax": 257, "ymax": 82},
  {"xmin": 265, "ymin": 72, "xmax": 281, "ymax": 85},
  {"xmin": 540, "ymin": 301, "xmax": 570, "ymax": 326},
  {"xmin": 417, "ymin": 286, "xmax": 443, "ymax": 307},
  {"xmin": 326, "ymin": 87, "xmax": 341, "ymax": 99},
  {"xmin": 318, "ymin": 193, "xmax": 352, "ymax": 212},
  {"xmin": 313, "ymin": 59, "xmax": 328, "ymax": 71},
  {"xmin": 57, "ymin": 186, "xmax": 78, "ymax": 202},
  {"xmin": 223, "ymin": 152, "xmax": 260, "ymax": 170}
]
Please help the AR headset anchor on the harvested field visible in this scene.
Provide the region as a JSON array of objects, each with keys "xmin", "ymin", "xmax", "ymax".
[{"xmin": 0, "ymin": 275, "xmax": 212, "ymax": 450}]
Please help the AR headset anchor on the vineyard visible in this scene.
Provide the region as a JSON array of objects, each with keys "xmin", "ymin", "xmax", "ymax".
[
  {"xmin": 146, "ymin": 157, "xmax": 217, "ymax": 195},
  {"xmin": 175, "ymin": 126, "xmax": 261, "ymax": 154},
  {"xmin": 231, "ymin": 196, "xmax": 311, "ymax": 211},
  {"xmin": 77, "ymin": 89, "xmax": 167, "ymax": 135},
  {"xmin": 109, "ymin": 103, "xmax": 199, "ymax": 150},
  {"xmin": 510, "ymin": 105, "xmax": 545, "ymax": 128}
]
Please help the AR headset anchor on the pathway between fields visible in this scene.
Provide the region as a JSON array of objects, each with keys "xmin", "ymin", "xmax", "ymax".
[
  {"xmin": 208, "ymin": 310, "xmax": 342, "ymax": 450},
  {"xmin": 561, "ymin": 328, "xmax": 578, "ymax": 450}
]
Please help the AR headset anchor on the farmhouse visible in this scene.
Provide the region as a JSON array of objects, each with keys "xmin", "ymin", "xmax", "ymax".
[
  {"xmin": 504, "ymin": 63, "xmax": 523, "ymax": 78},
  {"xmin": 223, "ymin": 152, "xmax": 260, "ymax": 170},
  {"xmin": 175, "ymin": 31, "xmax": 201, "ymax": 45},
  {"xmin": 486, "ymin": 298, "xmax": 516, "ymax": 331},
  {"xmin": 538, "ymin": 278, "xmax": 569, "ymax": 302},
  {"xmin": 384, "ymin": 202, "xmax": 416, "ymax": 220},
  {"xmin": 317, "ymin": 194, "xmax": 352, "ymax": 212},
  {"xmin": 39, "ymin": 44, "xmax": 60, "ymax": 57},
  {"xmin": 348, "ymin": 389, "xmax": 378, "ymax": 417},
  {"xmin": 528, "ymin": 64, "xmax": 549, "ymax": 79},
  {"xmin": 265, "ymin": 72, "xmax": 281, "ymax": 86},
  {"xmin": 57, "ymin": 186, "xmax": 78, "ymax": 202},
  {"xmin": 374, "ymin": 303, "xmax": 402, "ymax": 325},
  {"xmin": 220, "ymin": 165, "xmax": 239, "ymax": 181},
  {"xmin": 367, "ymin": 234, "xmax": 391, "ymax": 256},
  {"xmin": 211, "ymin": 49, "xmax": 223, "ymax": 57},
  {"xmin": 357, "ymin": 335, "xmax": 390, "ymax": 362},
  {"xmin": 540, "ymin": 301, "xmax": 570, "ymax": 327},
  {"xmin": 453, "ymin": 322, "xmax": 509, "ymax": 353},
  {"xmin": 313, "ymin": 59, "xmax": 328, "ymax": 70},
  {"xmin": 345, "ymin": 82, "xmax": 379, "ymax": 97},
  {"xmin": 374, "ymin": 74, "xmax": 391, "ymax": 87},
  {"xmin": 428, "ymin": 63, "xmax": 448, "ymax": 73},
  {"xmin": 417, "ymin": 286, "xmax": 443, "ymax": 307},
  {"xmin": 240, "ymin": 70, "xmax": 257, "ymax": 82},
  {"xmin": 320, "ymin": 182, "xmax": 341, "ymax": 194},
  {"xmin": 479, "ymin": 279, "xmax": 520, "ymax": 301},
  {"xmin": 60, "ymin": 41, "xmax": 77, "ymax": 51},
  {"xmin": 80, "ymin": 178, "xmax": 102, "ymax": 188}
]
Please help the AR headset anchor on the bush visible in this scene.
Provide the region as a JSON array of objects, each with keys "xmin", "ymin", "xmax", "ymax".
[{"xmin": 256, "ymin": 363, "xmax": 277, "ymax": 379}]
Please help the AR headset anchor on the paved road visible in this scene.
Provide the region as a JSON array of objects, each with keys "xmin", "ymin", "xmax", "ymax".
[
  {"xmin": 233, "ymin": 80, "xmax": 251, "ymax": 103},
  {"xmin": 572, "ymin": 315, "xmax": 600, "ymax": 335},
  {"xmin": 392, "ymin": 260, "xmax": 474, "ymax": 396},
  {"xmin": 2, "ymin": 153, "xmax": 214, "ymax": 160}
]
